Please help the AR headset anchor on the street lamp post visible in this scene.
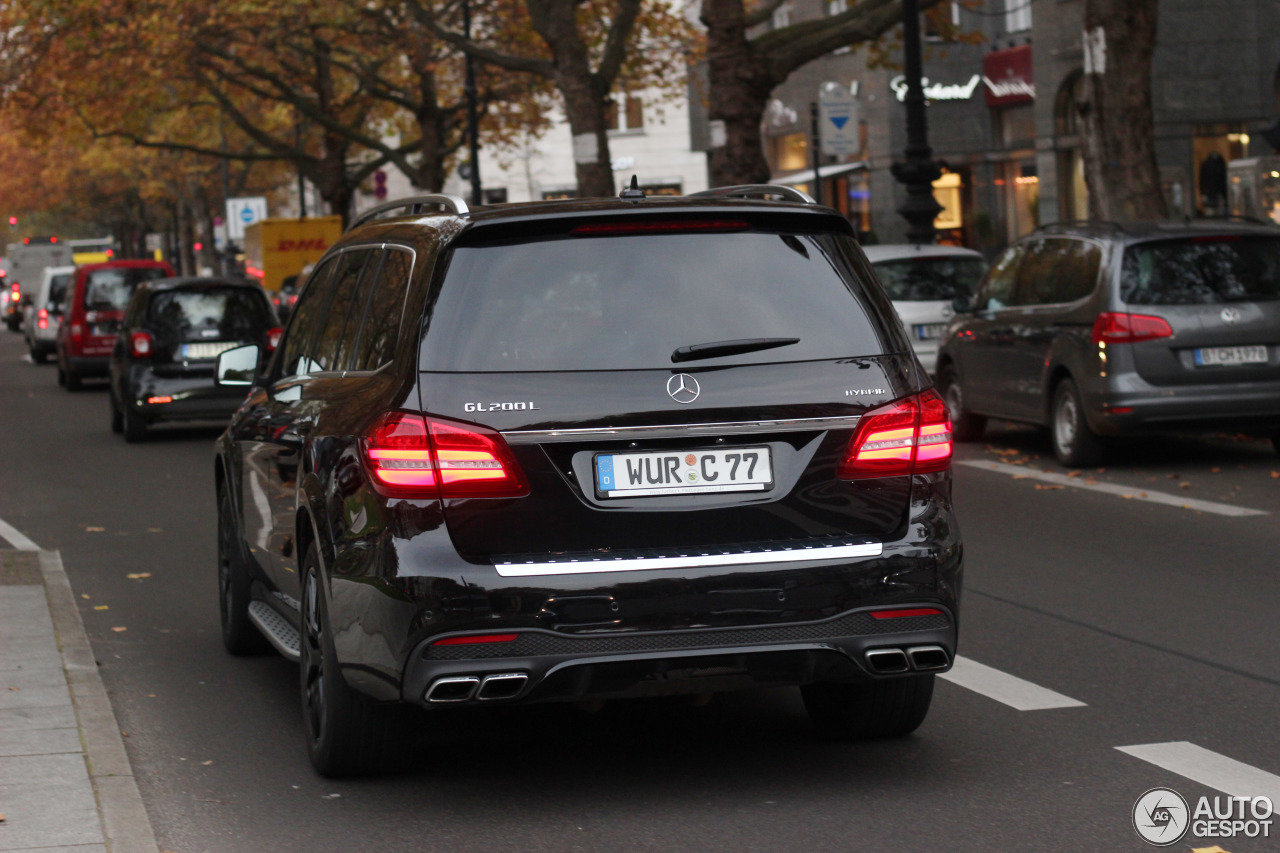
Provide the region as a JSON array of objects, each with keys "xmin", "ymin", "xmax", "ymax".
[
  {"xmin": 890, "ymin": 0, "xmax": 943, "ymax": 244},
  {"xmin": 463, "ymin": 0, "xmax": 483, "ymax": 207}
]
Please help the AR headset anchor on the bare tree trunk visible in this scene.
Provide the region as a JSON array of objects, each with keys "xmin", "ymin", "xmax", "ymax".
[
  {"xmin": 176, "ymin": 201, "xmax": 197, "ymax": 276},
  {"xmin": 555, "ymin": 71, "xmax": 615, "ymax": 197},
  {"xmin": 703, "ymin": 0, "xmax": 774, "ymax": 186},
  {"xmin": 1077, "ymin": 0, "xmax": 1166, "ymax": 221}
]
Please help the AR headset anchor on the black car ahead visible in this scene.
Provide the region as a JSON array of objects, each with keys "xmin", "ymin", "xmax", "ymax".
[
  {"xmin": 213, "ymin": 188, "xmax": 962, "ymax": 776},
  {"xmin": 937, "ymin": 220, "xmax": 1280, "ymax": 466},
  {"xmin": 109, "ymin": 277, "xmax": 280, "ymax": 442}
]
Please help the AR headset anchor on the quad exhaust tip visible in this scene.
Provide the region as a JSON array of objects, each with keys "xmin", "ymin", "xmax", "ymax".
[
  {"xmin": 865, "ymin": 648, "xmax": 910, "ymax": 674},
  {"xmin": 907, "ymin": 645, "xmax": 950, "ymax": 671},
  {"xmin": 426, "ymin": 673, "xmax": 529, "ymax": 704}
]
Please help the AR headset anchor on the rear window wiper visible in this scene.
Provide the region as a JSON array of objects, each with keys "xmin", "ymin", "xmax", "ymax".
[{"xmin": 671, "ymin": 337, "xmax": 800, "ymax": 363}]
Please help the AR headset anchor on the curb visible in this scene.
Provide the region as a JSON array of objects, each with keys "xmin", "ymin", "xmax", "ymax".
[{"xmin": 39, "ymin": 549, "xmax": 160, "ymax": 853}]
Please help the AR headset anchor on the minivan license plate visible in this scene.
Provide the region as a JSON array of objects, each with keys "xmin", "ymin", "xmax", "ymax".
[
  {"xmin": 1193, "ymin": 345, "xmax": 1268, "ymax": 367},
  {"xmin": 914, "ymin": 323, "xmax": 946, "ymax": 340},
  {"xmin": 595, "ymin": 447, "xmax": 773, "ymax": 498}
]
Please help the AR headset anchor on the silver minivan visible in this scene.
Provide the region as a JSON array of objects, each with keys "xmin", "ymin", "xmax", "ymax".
[{"xmin": 23, "ymin": 265, "xmax": 75, "ymax": 363}]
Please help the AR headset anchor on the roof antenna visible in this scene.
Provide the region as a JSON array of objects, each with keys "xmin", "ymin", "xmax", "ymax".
[{"xmin": 619, "ymin": 174, "xmax": 646, "ymax": 200}]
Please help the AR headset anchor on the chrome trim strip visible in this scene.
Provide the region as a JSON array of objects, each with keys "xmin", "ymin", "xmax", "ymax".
[
  {"xmin": 502, "ymin": 415, "xmax": 862, "ymax": 444},
  {"xmin": 494, "ymin": 542, "xmax": 882, "ymax": 577}
]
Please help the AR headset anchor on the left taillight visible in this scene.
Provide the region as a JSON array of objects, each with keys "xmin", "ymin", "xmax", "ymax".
[
  {"xmin": 838, "ymin": 389, "xmax": 953, "ymax": 479},
  {"xmin": 266, "ymin": 327, "xmax": 283, "ymax": 351},
  {"xmin": 129, "ymin": 331, "xmax": 153, "ymax": 359},
  {"xmin": 362, "ymin": 412, "xmax": 530, "ymax": 499}
]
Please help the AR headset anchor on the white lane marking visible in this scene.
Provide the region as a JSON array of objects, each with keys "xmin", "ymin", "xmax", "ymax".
[
  {"xmin": 1117, "ymin": 742, "xmax": 1280, "ymax": 804},
  {"xmin": 939, "ymin": 655, "xmax": 1087, "ymax": 710},
  {"xmin": 0, "ymin": 516, "xmax": 40, "ymax": 550},
  {"xmin": 957, "ymin": 460, "xmax": 1268, "ymax": 517}
]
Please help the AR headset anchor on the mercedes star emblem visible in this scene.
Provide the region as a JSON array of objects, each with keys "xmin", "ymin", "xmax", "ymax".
[
  {"xmin": 1220, "ymin": 307, "xmax": 1242, "ymax": 325},
  {"xmin": 666, "ymin": 373, "xmax": 701, "ymax": 404}
]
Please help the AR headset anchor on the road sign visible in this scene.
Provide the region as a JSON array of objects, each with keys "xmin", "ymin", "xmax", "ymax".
[
  {"xmin": 819, "ymin": 83, "xmax": 861, "ymax": 157},
  {"xmin": 225, "ymin": 197, "xmax": 268, "ymax": 241}
]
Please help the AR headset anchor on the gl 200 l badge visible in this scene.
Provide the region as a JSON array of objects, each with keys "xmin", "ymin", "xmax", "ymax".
[{"xmin": 463, "ymin": 401, "xmax": 540, "ymax": 413}]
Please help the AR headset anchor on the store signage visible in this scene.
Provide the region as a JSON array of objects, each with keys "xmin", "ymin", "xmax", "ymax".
[
  {"xmin": 890, "ymin": 74, "xmax": 981, "ymax": 104},
  {"xmin": 983, "ymin": 45, "xmax": 1035, "ymax": 107}
]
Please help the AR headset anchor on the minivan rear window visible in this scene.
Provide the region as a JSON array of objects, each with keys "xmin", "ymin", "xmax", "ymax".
[
  {"xmin": 84, "ymin": 267, "xmax": 170, "ymax": 311},
  {"xmin": 1121, "ymin": 237, "xmax": 1280, "ymax": 305},
  {"xmin": 422, "ymin": 230, "xmax": 894, "ymax": 371},
  {"xmin": 871, "ymin": 257, "xmax": 986, "ymax": 301},
  {"xmin": 149, "ymin": 288, "xmax": 269, "ymax": 346}
]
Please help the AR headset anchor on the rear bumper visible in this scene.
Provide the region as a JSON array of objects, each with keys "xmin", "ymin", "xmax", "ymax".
[
  {"xmin": 127, "ymin": 377, "xmax": 246, "ymax": 423},
  {"xmin": 1088, "ymin": 379, "xmax": 1280, "ymax": 436},
  {"xmin": 400, "ymin": 606, "xmax": 956, "ymax": 707},
  {"xmin": 65, "ymin": 355, "xmax": 110, "ymax": 377}
]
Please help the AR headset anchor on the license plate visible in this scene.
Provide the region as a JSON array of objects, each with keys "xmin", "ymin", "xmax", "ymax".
[
  {"xmin": 914, "ymin": 323, "xmax": 946, "ymax": 340},
  {"xmin": 595, "ymin": 447, "xmax": 773, "ymax": 498},
  {"xmin": 182, "ymin": 341, "xmax": 237, "ymax": 360},
  {"xmin": 91, "ymin": 323, "xmax": 117, "ymax": 337},
  {"xmin": 1193, "ymin": 345, "xmax": 1268, "ymax": 367}
]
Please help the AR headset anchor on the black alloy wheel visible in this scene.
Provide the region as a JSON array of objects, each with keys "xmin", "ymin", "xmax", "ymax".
[
  {"xmin": 121, "ymin": 403, "xmax": 147, "ymax": 442},
  {"xmin": 939, "ymin": 365, "xmax": 986, "ymax": 442},
  {"xmin": 801, "ymin": 674, "xmax": 935, "ymax": 741},
  {"xmin": 217, "ymin": 486, "xmax": 269, "ymax": 655},
  {"xmin": 1050, "ymin": 377, "xmax": 1105, "ymax": 467},
  {"xmin": 300, "ymin": 543, "xmax": 416, "ymax": 777}
]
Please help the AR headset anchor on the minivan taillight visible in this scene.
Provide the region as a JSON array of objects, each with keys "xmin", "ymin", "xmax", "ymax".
[
  {"xmin": 266, "ymin": 327, "xmax": 283, "ymax": 351},
  {"xmin": 363, "ymin": 412, "xmax": 530, "ymax": 499},
  {"xmin": 1091, "ymin": 312, "xmax": 1173, "ymax": 344},
  {"xmin": 129, "ymin": 331, "xmax": 153, "ymax": 358},
  {"xmin": 839, "ymin": 389, "xmax": 953, "ymax": 479}
]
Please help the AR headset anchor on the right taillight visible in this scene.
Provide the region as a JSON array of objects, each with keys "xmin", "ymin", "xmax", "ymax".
[
  {"xmin": 1091, "ymin": 312, "xmax": 1173, "ymax": 344},
  {"xmin": 362, "ymin": 412, "xmax": 530, "ymax": 499},
  {"xmin": 839, "ymin": 389, "xmax": 952, "ymax": 479}
]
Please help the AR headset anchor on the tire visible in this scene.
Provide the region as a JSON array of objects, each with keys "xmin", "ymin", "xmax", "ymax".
[
  {"xmin": 31, "ymin": 346, "xmax": 47, "ymax": 364},
  {"xmin": 122, "ymin": 403, "xmax": 147, "ymax": 442},
  {"xmin": 217, "ymin": 486, "xmax": 269, "ymax": 655},
  {"xmin": 802, "ymin": 675, "xmax": 935, "ymax": 741},
  {"xmin": 56, "ymin": 362, "xmax": 67, "ymax": 387},
  {"xmin": 1050, "ymin": 377, "xmax": 1105, "ymax": 467},
  {"xmin": 5, "ymin": 315, "xmax": 19, "ymax": 332},
  {"xmin": 65, "ymin": 368, "xmax": 83, "ymax": 391},
  {"xmin": 109, "ymin": 390, "xmax": 123, "ymax": 434},
  {"xmin": 1270, "ymin": 433, "xmax": 1280, "ymax": 455},
  {"xmin": 938, "ymin": 366, "xmax": 986, "ymax": 442},
  {"xmin": 300, "ymin": 544, "xmax": 417, "ymax": 777}
]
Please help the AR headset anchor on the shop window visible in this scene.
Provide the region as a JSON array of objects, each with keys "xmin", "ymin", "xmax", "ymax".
[
  {"xmin": 998, "ymin": 161, "xmax": 1038, "ymax": 242},
  {"xmin": 771, "ymin": 132, "xmax": 808, "ymax": 173},
  {"xmin": 1004, "ymin": 0, "xmax": 1030, "ymax": 33},
  {"xmin": 932, "ymin": 172, "xmax": 963, "ymax": 230},
  {"xmin": 605, "ymin": 95, "xmax": 644, "ymax": 133},
  {"xmin": 1193, "ymin": 124, "xmax": 1249, "ymax": 216},
  {"xmin": 998, "ymin": 104, "xmax": 1036, "ymax": 148}
]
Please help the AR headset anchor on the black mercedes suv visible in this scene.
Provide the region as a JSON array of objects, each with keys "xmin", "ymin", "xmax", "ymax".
[{"xmin": 213, "ymin": 187, "xmax": 963, "ymax": 776}]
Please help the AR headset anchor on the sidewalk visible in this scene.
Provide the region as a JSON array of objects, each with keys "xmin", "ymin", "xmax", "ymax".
[{"xmin": 0, "ymin": 547, "xmax": 158, "ymax": 853}]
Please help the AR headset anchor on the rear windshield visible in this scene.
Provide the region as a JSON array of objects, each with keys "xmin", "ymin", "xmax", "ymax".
[
  {"xmin": 1121, "ymin": 237, "xmax": 1280, "ymax": 305},
  {"xmin": 871, "ymin": 257, "xmax": 986, "ymax": 301},
  {"xmin": 422, "ymin": 230, "xmax": 895, "ymax": 371},
  {"xmin": 83, "ymin": 267, "xmax": 169, "ymax": 310},
  {"xmin": 49, "ymin": 274, "xmax": 71, "ymax": 304},
  {"xmin": 149, "ymin": 288, "xmax": 269, "ymax": 343}
]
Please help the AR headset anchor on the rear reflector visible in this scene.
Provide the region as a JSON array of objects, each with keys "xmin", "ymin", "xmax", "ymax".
[
  {"xmin": 1091, "ymin": 312, "xmax": 1173, "ymax": 344},
  {"xmin": 147, "ymin": 395, "xmax": 173, "ymax": 405},
  {"xmin": 432, "ymin": 633, "xmax": 519, "ymax": 646},
  {"xmin": 266, "ymin": 327, "xmax": 283, "ymax": 351},
  {"xmin": 870, "ymin": 608, "xmax": 943, "ymax": 620},
  {"xmin": 570, "ymin": 220, "xmax": 749, "ymax": 236},
  {"xmin": 839, "ymin": 389, "xmax": 953, "ymax": 479},
  {"xmin": 363, "ymin": 411, "xmax": 530, "ymax": 499}
]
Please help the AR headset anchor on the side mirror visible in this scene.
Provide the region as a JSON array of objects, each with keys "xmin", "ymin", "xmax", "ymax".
[
  {"xmin": 951, "ymin": 295, "xmax": 974, "ymax": 314},
  {"xmin": 216, "ymin": 344, "xmax": 261, "ymax": 387}
]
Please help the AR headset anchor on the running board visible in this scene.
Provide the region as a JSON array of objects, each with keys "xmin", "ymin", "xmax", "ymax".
[{"xmin": 248, "ymin": 600, "xmax": 301, "ymax": 661}]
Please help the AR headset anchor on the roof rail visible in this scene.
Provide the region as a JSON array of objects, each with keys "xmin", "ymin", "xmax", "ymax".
[
  {"xmin": 347, "ymin": 194, "xmax": 470, "ymax": 232},
  {"xmin": 687, "ymin": 184, "xmax": 817, "ymax": 204},
  {"xmin": 1037, "ymin": 220, "xmax": 1123, "ymax": 232}
]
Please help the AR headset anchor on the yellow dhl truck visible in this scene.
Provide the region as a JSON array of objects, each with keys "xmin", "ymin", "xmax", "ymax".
[{"xmin": 243, "ymin": 216, "xmax": 344, "ymax": 293}]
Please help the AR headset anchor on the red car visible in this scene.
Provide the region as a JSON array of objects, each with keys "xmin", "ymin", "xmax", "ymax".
[{"xmin": 56, "ymin": 260, "xmax": 175, "ymax": 390}]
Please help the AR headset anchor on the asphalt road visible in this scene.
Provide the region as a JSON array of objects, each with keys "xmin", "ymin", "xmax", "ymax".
[{"xmin": 2, "ymin": 330, "xmax": 1278, "ymax": 853}]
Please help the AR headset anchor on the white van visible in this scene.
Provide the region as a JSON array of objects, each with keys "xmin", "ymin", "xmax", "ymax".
[
  {"xmin": 5, "ymin": 239, "xmax": 74, "ymax": 330},
  {"xmin": 23, "ymin": 265, "xmax": 75, "ymax": 363}
]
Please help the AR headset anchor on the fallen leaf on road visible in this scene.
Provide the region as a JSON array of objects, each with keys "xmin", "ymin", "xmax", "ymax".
[
  {"xmin": 93, "ymin": 605, "xmax": 109, "ymax": 611},
  {"xmin": 1141, "ymin": 493, "xmax": 1148, "ymax": 498},
  {"xmin": 1034, "ymin": 484, "xmax": 1064, "ymax": 491},
  {"xmin": 202, "ymin": 760, "xmax": 213, "ymax": 765},
  {"xmin": 85, "ymin": 526, "xmax": 105, "ymax": 532},
  {"xmin": 126, "ymin": 573, "xmax": 151, "ymax": 580},
  {"xmin": 0, "ymin": 813, "xmax": 5, "ymax": 822},
  {"xmin": 1084, "ymin": 478, "xmax": 1098, "ymax": 485},
  {"xmin": 121, "ymin": 732, "xmax": 129, "ymax": 737},
  {"xmin": 8, "ymin": 687, "xmax": 19, "ymax": 692},
  {"xmin": 81, "ymin": 594, "xmax": 90, "ymax": 599},
  {"xmin": 148, "ymin": 694, "xmax": 156, "ymax": 698},
  {"xmin": 1012, "ymin": 474, "xmax": 1029, "ymax": 480},
  {"xmin": 146, "ymin": 528, "xmax": 162, "ymax": 533},
  {"xmin": 1122, "ymin": 494, "xmax": 1134, "ymax": 499},
  {"xmin": 1066, "ymin": 470, "xmax": 1081, "ymax": 478},
  {"xmin": 1211, "ymin": 467, "xmax": 1221, "ymax": 473},
  {"xmin": 1271, "ymin": 471, "xmax": 1279, "ymax": 478},
  {"xmin": 1179, "ymin": 482, "xmax": 1191, "ymax": 489},
  {"xmin": 111, "ymin": 627, "xmax": 127, "ymax": 632}
]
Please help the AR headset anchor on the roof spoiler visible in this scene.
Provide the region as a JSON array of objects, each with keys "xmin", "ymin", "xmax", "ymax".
[
  {"xmin": 347, "ymin": 194, "xmax": 470, "ymax": 232},
  {"xmin": 687, "ymin": 184, "xmax": 817, "ymax": 204}
]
